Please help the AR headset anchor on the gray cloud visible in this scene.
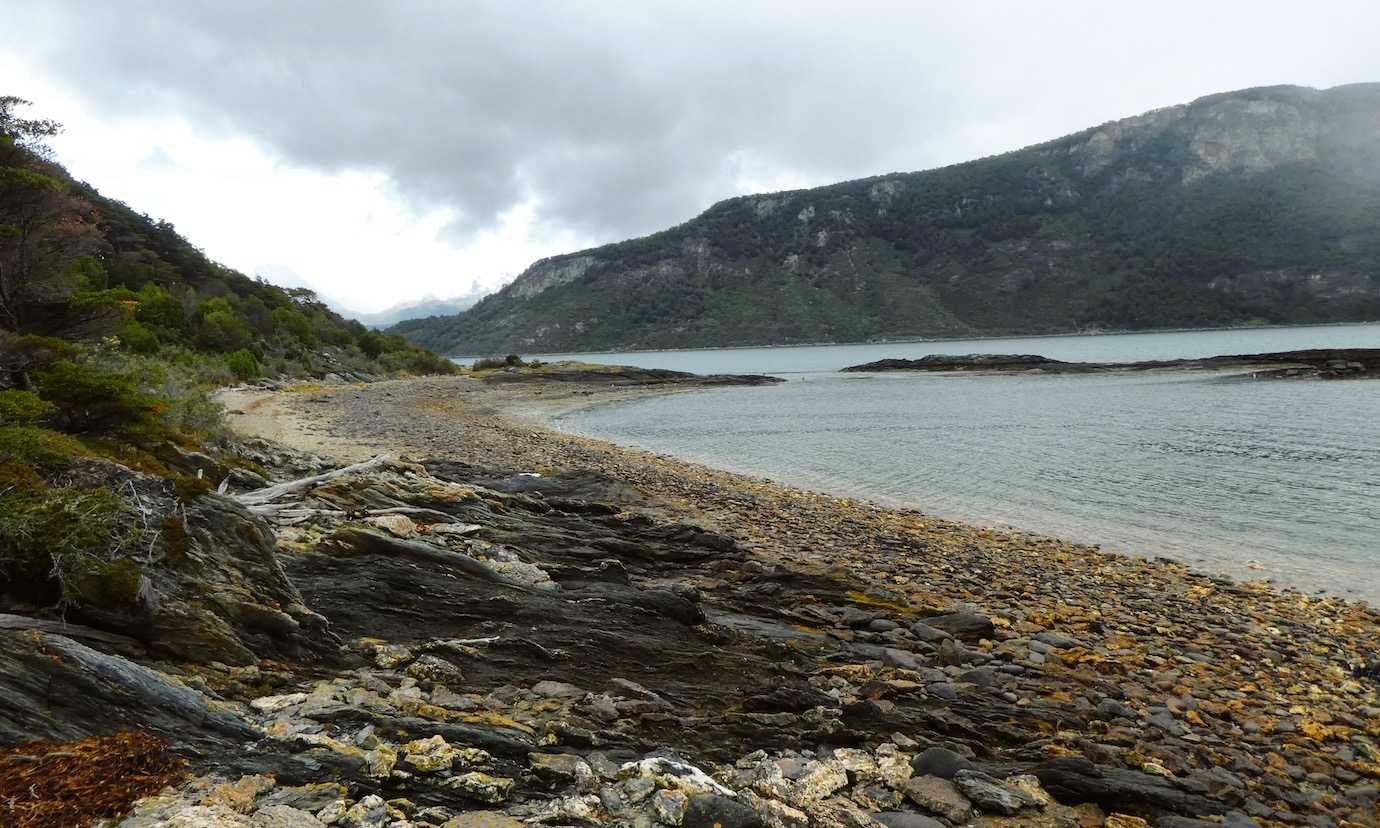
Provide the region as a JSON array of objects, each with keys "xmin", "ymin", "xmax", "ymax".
[{"xmin": 11, "ymin": 1, "xmax": 1380, "ymax": 248}]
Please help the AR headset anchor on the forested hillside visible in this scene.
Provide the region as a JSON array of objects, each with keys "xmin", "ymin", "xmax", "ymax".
[
  {"xmin": 0, "ymin": 97, "xmax": 452, "ymax": 385},
  {"xmin": 0, "ymin": 95, "xmax": 453, "ymax": 615},
  {"xmin": 395, "ymin": 84, "xmax": 1380, "ymax": 354}
]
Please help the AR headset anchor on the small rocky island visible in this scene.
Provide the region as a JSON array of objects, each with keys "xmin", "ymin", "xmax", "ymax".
[{"xmin": 843, "ymin": 348, "xmax": 1380, "ymax": 379}]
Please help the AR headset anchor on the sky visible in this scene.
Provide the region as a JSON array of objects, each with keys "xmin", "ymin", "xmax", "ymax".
[{"xmin": 5, "ymin": 2, "xmax": 1379, "ymax": 313}]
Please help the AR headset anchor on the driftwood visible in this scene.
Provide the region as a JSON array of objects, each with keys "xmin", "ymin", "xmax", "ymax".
[
  {"xmin": 323, "ymin": 527, "xmax": 523, "ymax": 587},
  {"xmin": 235, "ymin": 456, "xmax": 393, "ymax": 508}
]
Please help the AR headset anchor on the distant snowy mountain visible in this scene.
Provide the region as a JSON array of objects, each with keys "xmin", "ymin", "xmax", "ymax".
[{"xmin": 336, "ymin": 290, "xmax": 489, "ymax": 329}]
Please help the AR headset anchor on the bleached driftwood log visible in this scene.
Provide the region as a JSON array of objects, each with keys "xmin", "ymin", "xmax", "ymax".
[{"xmin": 235, "ymin": 455, "xmax": 393, "ymax": 509}]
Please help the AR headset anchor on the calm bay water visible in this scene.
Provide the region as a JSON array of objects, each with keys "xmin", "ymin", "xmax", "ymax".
[{"xmin": 549, "ymin": 324, "xmax": 1380, "ymax": 603}]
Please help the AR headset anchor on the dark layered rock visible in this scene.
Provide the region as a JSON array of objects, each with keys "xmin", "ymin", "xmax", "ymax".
[{"xmin": 843, "ymin": 348, "xmax": 1380, "ymax": 378}]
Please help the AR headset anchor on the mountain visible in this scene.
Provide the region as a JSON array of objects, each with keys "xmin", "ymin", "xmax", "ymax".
[
  {"xmin": 336, "ymin": 290, "xmax": 487, "ymax": 329},
  {"xmin": 392, "ymin": 84, "xmax": 1380, "ymax": 355}
]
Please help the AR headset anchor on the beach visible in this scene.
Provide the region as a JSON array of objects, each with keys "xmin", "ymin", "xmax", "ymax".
[{"xmin": 212, "ymin": 369, "xmax": 1380, "ymax": 826}]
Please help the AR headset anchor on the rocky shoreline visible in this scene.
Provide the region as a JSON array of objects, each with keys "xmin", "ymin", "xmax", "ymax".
[
  {"xmin": 1, "ymin": 372, "xmax": 1377, "ymax": 827},
  {"xmin": 841, "ymin": 349, "xmax": 1380, "ymax": 379}
]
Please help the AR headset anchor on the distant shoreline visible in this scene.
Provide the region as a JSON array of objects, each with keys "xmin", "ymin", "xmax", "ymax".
[{"xmin": 448, "ymin": 319, "xmax": 1380, "ymax": 360}]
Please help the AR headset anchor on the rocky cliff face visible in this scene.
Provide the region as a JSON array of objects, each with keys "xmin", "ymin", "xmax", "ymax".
[{"xmin": 393, "ymin": 83, "xmax": 1380, "ymax": 354}]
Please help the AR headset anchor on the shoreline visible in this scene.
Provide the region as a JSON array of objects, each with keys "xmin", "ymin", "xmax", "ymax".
[
  {"xmin": 212, "ymin": 373, "xmax": 1380, "ymax": 824},
  {"xmin": 530, "ymin": 373, "xmax": 1378, "ymax": 607},
  {"xmin": 224, "ymin": 375, "xmax": 1380, "ymax": 613},
  {"xmin": 448, "ymin": 319, "xmax": 1380, "ymax": 360}
]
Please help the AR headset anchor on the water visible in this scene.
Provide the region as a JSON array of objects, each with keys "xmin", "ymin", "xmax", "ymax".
[
  {"xmin": 549, "ymin": 324, "xmax": 1380, "ymax": 603},
  {"xmin": 510, "ymin": 322, "xmax": 1380, "ymax": 375}
]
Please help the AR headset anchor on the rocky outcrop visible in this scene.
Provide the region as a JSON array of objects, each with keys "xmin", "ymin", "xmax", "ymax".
[
  {"xmin": 843, "ymin": 348, "xmax": 1380, "ymax": 378},
  {"xmin": 48, "ymin": 459, "xmax": 336, "ymax": 667},
  {"xmin": 1, "ymin": 431, "xmax": 1375, "ymax": 826},
  {"xmin": 477, "ymin": 362, "xmax": 784, "ymax": 386}
]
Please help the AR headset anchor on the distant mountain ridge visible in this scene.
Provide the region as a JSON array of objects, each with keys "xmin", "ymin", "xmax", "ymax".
[
  {"xmin": 336, "ymin": 291, "xmax": 487, "ymax": 329},
  {"xmin": 392, "ymin": 84, "xmax": 1380, "ymax": 355}
]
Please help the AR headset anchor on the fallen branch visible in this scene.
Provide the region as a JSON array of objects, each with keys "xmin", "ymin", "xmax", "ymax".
[{"xmin": 235, "ymin": 455, "xmax": 393, "ymax": 508}]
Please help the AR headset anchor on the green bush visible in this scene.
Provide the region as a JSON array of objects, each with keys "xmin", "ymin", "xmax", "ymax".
[
  {"xmin": 36, "ymin": 360, "xmax": 166, "ymax": 441},
  {"xmin": 225, "ymin": 348, "xmax": 260, "ymax": 381},
  {"xmin": 357, "ymin": 330, "xmax": 385, "ymax": 359},
  {"xmin": 196, "ymin": 308, "xmax": 253, "ymax": 352},
  {"xmin": 118, "ymin": 320, "xmax": 160, "ymax": 354},
  {"xmin": 0, "ymin": 389, "xmax": 54, "ymax": 426},
  {"xmin": 0, "ymin": 425, "xmax": 85, "ymax": 470},
  {"xmin": 0, "ymin": 466, "xmax": 139, "ymax": 609}
]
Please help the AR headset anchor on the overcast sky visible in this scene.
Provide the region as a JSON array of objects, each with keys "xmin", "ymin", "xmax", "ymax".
[{"xmin": 5, "ymin": 2, "xmax": 1379, "ymax": 312}]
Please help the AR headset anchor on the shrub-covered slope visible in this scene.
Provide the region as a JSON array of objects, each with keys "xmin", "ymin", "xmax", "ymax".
[
  {"xmin": 395, "ymin": 83, "xmax": 1380, "ymax": 354},
  {"xmin": 0, "ymin": 95, "xmax": 452, "ymax": 623}
]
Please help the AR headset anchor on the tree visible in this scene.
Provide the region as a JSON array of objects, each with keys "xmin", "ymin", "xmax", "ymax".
[{"xmin": 0, "ymin": 97, "xmax": 100, "ymax": 334}]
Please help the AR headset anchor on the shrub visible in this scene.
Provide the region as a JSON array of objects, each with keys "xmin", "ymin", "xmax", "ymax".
[
  {"xmin": 0, "ymin": 389, "xmax": 53, "ymax": 426},
  {"xmin": 195, "ymin": 308, "xmax": 253, "ymax": 352},
  {"xmin": 0, "ymin": 426, "xmax": 85, "ymax": 470},
  {"xmin": 225, "ymin": 348, "xmax": 260, "ymax": 381},
  {"xmin": 357, "ymin": 330, "xmax": 385, "ymax": 359},
  {"xmin": 118, "ymin": 321, "xmax": 160, "ymax": 354},
  {"xmin": 36, "ymin": 360, "xmax": 166, "ymax": 441},
  {"xmin": 0, "ymin": 468, "xmax": 139, "ymax": 609}
]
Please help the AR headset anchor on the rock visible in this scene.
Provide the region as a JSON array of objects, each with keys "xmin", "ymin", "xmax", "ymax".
[
  {"xmin": 621, "ymin": 756, "xmax": 735, "ymax": 797},
  {"xmin": 1033, "ymin": 630, "xmax": 1083, "ymax": 648},
  {"xmin": 0, "ymin": 629, "xmax": 258, "ymax": 748},
  {"xmin": 926, "ymin": 682, "xmax": 958, "ymax": 701},
  {"xmin": 868, "ymin": 619, "xmax": 900, "ymax": 632},
  {"xmin": 1096, "ymin": 698, "xmax": 1135, "ymax": 720},
  {"xmin": 529, "ymin": 752, "xmax": 595, "ymax": 787},
  {"xmin": 909, "ymin": 748, "xmax": 973, "ymax": 780},
  {"xmin": 337, "ymin": 795, "xmax": 389, "ymax": 828},
  {"xmin": 839, "ymin": 608, "xmax": 876, "ymax": 627},
  {"xmin": 908, "ymin": 622, "xmax": 952, "ymax": 643},
  {"xmin": 261, "ymin": 784, "xmax": 349, "ymax": 813},
  {"xmin": 442, "ymin": 772, "xmax": 515, "ymax": 804},
  {"xmin": 1006, "ymin": 774, "xmax": 1053, "ymax": 807},
  {"xmin": 251, "ymin": 693, "xmax": 309, "ymax": 714},
  {"xmin": 871, "ymin": 814, "xmax": 945, "ymax": 828},
  {"xmin": 881, "ymin": 648, "xmax": 926, "ymax": 671},
  {"xmin": 249, "ymin": 805, "xmax": 327, "ymax": 827},
  {"xmin": 401, "ymin": 735, "xmax": 461, "ymax": 773},
  {"xmin": 429, "ymin": 522, "xmax": 483, "ymax": 538},
  {"xmin": 920, "ymin": 612, "xmax": 994, "ymax": 640},
  {"xmin": 899, "ymin": 776, "xmax": 972, "ymax": 823},
  {"xmin": 683, "ymin": 794, "xmax": 764, "ymax": 828},
  {"xmin": 937, "ymin": 639, "xmax": 973, "ymax": 666},
  {"xmin": 1105, "ymin": 816, "xmax": 1151, "ymax": 828},
  {"xmin": 790, "ymin": 758, "xmax": 850, "ymax": 803},
  {"xmin": 195, "ymin": 776, "xmax": 276, "ymax": 815},
  {"xmin": 654, "ymin": 789, "xmax": 690, "ymax": 825},
  {"xmin": 531, "ymin": 680, "xmax": 585, "ymax": 698},
  {"xmin": 370, "ymin": 642, "xmax": 414, "ymax": 669},
  {"xmin": 1034, "ymin": 757, "xmax": 1224, "ymax": 816},
  {"xmin": 440, "ymin": 813, "xmax": 525, "ymax": 828},
  {"xmin": 405, "ymin": 654, "xmax": 464, "ymax": 685},
  {"xmin": 952, "ymin": 770, "xmax": 1025, "ymax": 815},
  {"xmin": 365, "ymin": 514, "xmax": 417, "ymax": 538}
]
